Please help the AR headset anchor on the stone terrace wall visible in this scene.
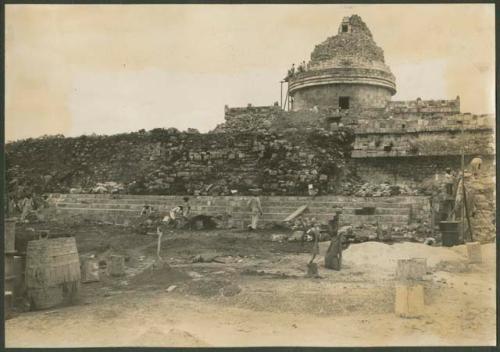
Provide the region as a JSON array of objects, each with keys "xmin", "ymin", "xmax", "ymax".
[
  {"xmin": 348, "ymin": 155, "xmax": 495, "ymax": 186},
  {"xmin": 219, "ymin": 103, "xmax": 494, "ymax": 160},
  {"xmin": 354, "ymin": 113, "xmax": 494, "ymax": 134},
  {"xmin": 46, "ymin": 193, "xmax": 431, "ymax": 230},
  {"xmin": 352, "ymin": 129, "xmax": 494, "ymax": 158},
  {"xmin": 6, "ymin": 128, "xmax": 354, "ymax": 198},
  {"xmin": 388, "ymin": 97, "xmax": 461, "ymax": 115}
]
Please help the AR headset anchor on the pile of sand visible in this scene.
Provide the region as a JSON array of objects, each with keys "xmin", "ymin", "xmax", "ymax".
[{"xmin": 341, "ymin": 242, "xmax": 467, "ymax": 272}]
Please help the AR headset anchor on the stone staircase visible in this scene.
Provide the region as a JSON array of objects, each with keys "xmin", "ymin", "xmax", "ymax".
[{"xmin": 46, "ymin": 194, "xmax": 431, "ymax": 229}]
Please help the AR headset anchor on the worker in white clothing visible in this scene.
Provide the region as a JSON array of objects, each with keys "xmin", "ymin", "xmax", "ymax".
[{"xmin": 247, "ymin": 190, "xmax": 263, "ymax": 231}]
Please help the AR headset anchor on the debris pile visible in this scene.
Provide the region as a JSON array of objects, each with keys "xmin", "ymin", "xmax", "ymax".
[
  {"xmin": 213, "ymin": 105, "xmax": 281, "ymax": 133},
  {"xmin": 309, "ymin": 14, "xmax": 385, "ymax": 64},
  {"xmin": 213, "ymin": 106, "xmax": 344, "ymax": 134},
  {"xmin": 89, "ymin": 182, "xmax": 125, "ymax": 194},
  {"xmin": 339, "ymin": 182, "xmax": 420, "ymax": 197},
  {"xmin": 378, "ymin": 223, "xmax": 432, "ymax": 243}
]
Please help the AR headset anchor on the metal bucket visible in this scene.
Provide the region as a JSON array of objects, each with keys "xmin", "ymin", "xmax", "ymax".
[{"xmin": 439, "ymin": 221, "xmax": 460, "ymax": 247}]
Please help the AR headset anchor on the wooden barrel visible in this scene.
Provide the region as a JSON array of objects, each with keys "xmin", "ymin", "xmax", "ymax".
[
  {"xmin": 28, "ymin": 286, "xmax": 64, "ymax": 310},
  {"xmin": 25, "ymin": 237, "xmax": 81, "ymax": 310}
]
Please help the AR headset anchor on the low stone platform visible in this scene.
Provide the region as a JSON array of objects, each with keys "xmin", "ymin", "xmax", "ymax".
[{"xmin": 46, "ymin": 194, "xmax": 431, "ymax": 229}]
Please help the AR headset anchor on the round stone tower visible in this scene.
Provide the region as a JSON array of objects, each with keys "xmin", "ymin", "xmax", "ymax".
[{"xmin": 288, "ymin": 15, "xmax": 396, "ymax": 111}]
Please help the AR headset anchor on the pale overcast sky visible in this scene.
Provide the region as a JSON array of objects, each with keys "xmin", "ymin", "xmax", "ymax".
[{"xmin": 5, "ymin": 4, "xmax": 495, "ymax": 141}]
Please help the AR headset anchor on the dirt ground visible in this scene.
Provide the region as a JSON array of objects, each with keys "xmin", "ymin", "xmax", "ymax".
[{"xmin": 5, "ymin": 222, "xmax": 497, "ymax": 347}]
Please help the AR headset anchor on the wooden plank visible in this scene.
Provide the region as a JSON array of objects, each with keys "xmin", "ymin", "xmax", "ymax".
[{"xmin": 283, "ymin": 204, "xmax": 308, "ymax": 222}]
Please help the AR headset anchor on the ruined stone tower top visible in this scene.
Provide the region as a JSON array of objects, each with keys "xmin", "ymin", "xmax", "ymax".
[
  {"xmin": 309, "ymin": 15, "xmax": 385, "ymax": 65},
  {"xmin": 288, "ymin": 15, "xmax": 397, "ymax": 111}
]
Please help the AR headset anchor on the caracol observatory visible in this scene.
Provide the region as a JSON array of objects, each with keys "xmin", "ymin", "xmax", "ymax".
[{"xmin": 288, "ymin": 15, "xmax": 396, "ymax": 111}]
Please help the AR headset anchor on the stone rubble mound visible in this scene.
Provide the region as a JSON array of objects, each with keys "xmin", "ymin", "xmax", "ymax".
[{"xmin": 5, "ymin": 127, "xmax": 355, "ymax": 199}]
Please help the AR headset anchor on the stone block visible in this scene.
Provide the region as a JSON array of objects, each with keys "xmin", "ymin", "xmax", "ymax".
[
  {"xmin": 466, "ymin": 242, "xmax": 482, "ymax": 263},
  {"xmin": 395, "ymin": 283, "xmax": 424, "ymax": 318},
  {"xmin": 396, "ymin": 258, "xmax": 427, "ymax": 281},
  {"xmin": 82, "ymin": 259, "xmax": 100, "ymax": 283},
  {"xmin": 108, "ymin": 255, "xmax": 125, "ymax": 277}
]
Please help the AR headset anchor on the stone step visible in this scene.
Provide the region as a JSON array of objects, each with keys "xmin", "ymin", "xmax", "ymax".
[
  {"xmin": 48, "ymin": 194, "xmax": 426, "ymax": 229},
  {"xmin": 222, "ymin": 219, "xmax": 407, "ymax": 229},
  {"xmin": 52, "ymin": 194, "xmax": 423, "ymax": 204},
  {"xmin": 53, "ymin": 199, "xmax": 414, "ymax": 209},
  {"xmin": 54, "ymin": 207, "xmax": 409, "ymax": 224},
  {"xmin": 54, "ymin": 202, "xmax": 411, "ymax": 215},
  {"xmin": 55, "ymin": 197, "xmax": 420, "ymax": 206}
]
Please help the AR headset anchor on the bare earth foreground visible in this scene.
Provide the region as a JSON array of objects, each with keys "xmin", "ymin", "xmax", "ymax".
[{"xmin": 6, "ymin": 226, "xmax": 496, "ymax": 347}]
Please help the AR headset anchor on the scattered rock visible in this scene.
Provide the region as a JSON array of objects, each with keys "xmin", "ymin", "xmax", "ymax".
[
  {"xmin": 166, "ymin": 285, "xmax": 177, "ymax": 292},
  {"xmin": 221, "ymin": 284, "xmax": 241, "ymax": 297},
  {"xmin": 271, "ymin": 234, "xmax": 287, "ymax": 242},
  {"xmin": 192, "ymin": 253, "xmax": 222, "ymax": 263},
  {"xmin": 188, "ymin": 271, "xmax": 203, "ymax": 279}
]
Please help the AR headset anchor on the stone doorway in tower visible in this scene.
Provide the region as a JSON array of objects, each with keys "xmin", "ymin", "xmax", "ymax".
[{"xmin": 339, "ymin": 96, "xmax": 350, "ymax": 110}]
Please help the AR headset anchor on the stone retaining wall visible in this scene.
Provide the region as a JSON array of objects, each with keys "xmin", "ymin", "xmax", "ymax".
[
  {"xmin": 349, "ymin": 155, "xmax": 495, "ymax": 186},
  {"xmin": 352, "ymin": 129, "xmax": 494, "ymax": 158},
  {"xmin": 6, "ymin": 129, "xmax": 353, "ymax": 197},
  {"xmin": 45, "ymin": 193, "xmax": 431, "ymax": 230}
]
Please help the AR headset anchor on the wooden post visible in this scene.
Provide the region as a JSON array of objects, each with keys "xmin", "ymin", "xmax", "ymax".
[
  {"xmin": 395, "ymin": 258, "xmax": 426, "ymax": 318},
  {"xmin": 280, "ymin": 81, "xmax": 283, "ymax": 109},
  {"xmin": 395, "ymin": 284, "xmax": 425, "ymax": 318},
  {"xmin": 462, "ymin": 181, "xmax": 474, "ymax": 242},
  {"xmin": 430, "ymin": 198, "xmax": 435, "ymax": 237},
  {"xmin": 157, "ymin": 230, "xmax": 163, "ymax": 260}
]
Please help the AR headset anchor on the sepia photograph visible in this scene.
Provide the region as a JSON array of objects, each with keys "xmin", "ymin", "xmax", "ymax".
[{"xmin": 3, "ymin": 3, "xmax": 496, "ymax": 348}]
